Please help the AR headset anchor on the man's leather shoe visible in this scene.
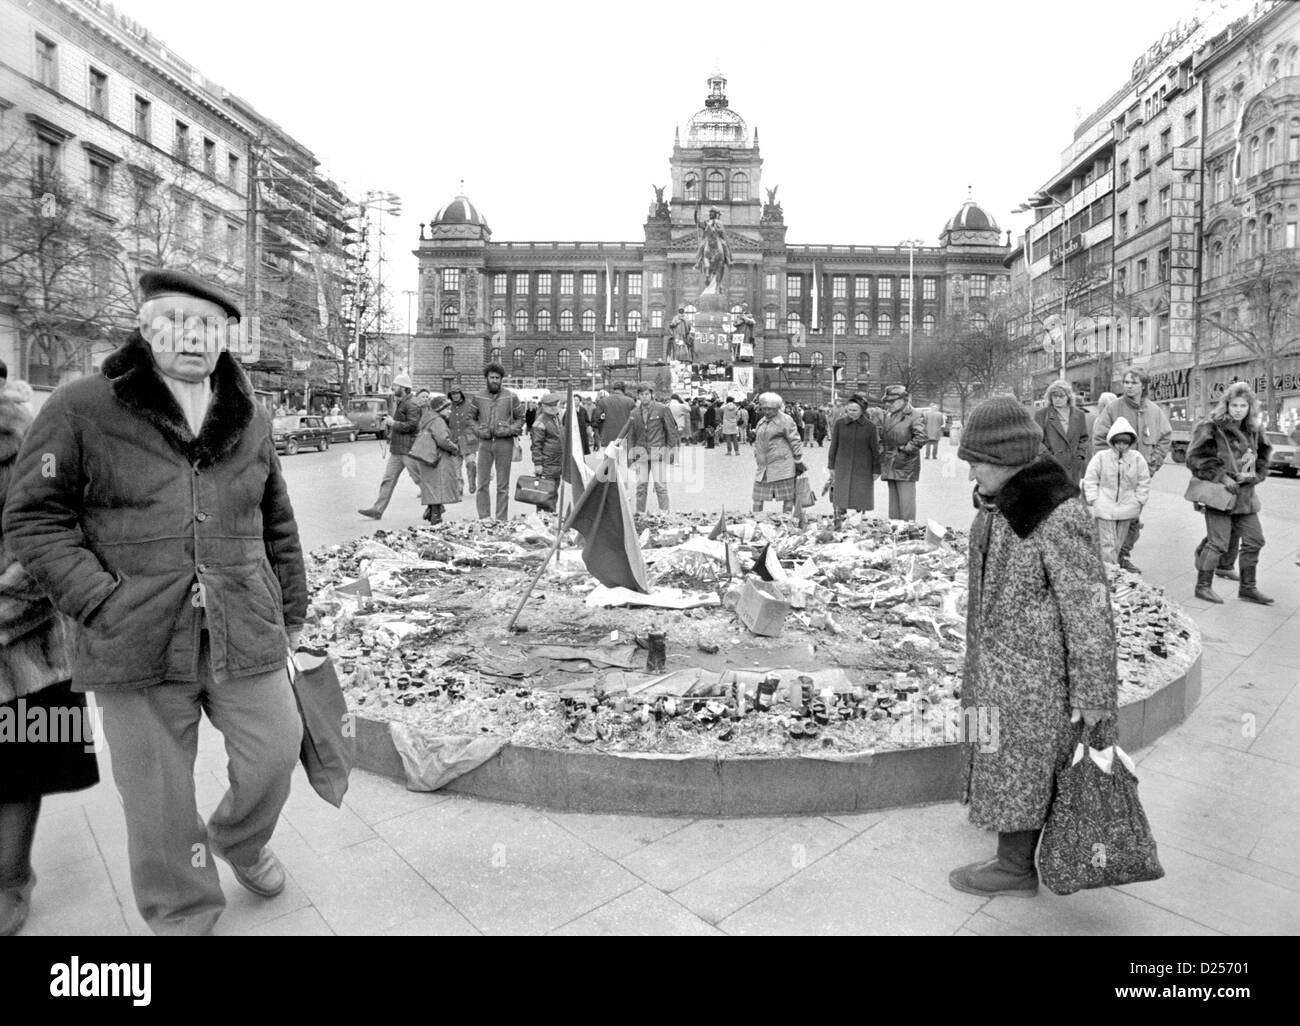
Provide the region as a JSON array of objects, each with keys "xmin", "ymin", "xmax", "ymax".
[
  {"xmin": 948, "ymin": 857, "xmax": 1038, "ymax": 898},
  {"xmin": 357, "ymin": 508, "xmax": 382, "ymax": 520},
  {"xmin": 215, "ymin": 847, "xmax": 286, "ymax": 898},
  {"xmin": 1119, "ymin": 557, "xmax": 1141, "ymax": 573}
]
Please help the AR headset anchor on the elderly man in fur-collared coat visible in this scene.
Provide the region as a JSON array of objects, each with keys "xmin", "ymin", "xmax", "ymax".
[
  {"xmin": 3, "ymin": 270, "xmax": 307, "ymax": 936},
  {"xmin": 950, "ymin": 396, "xmax": 1118, "ymax": 899}
]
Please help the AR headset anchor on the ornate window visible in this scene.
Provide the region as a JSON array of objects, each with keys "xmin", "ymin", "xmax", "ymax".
[
  {"xmin": 491, "ymin": 309, "xmax": 506, "ymax": 330},
  {"xmin": 535, "ymin": 348, "xmax": 548, "ymax": 373},
  {"xmin": 514, "ymin": 272, "xmax": 529, "ymax": 294},
  {"xmin": 557, "ymin": 348, "xmax": 571, "ymax": 374},
  {"xmin": 512, "ymin": 347, "xmax": 525, "ymax": 373},
  {"xmin": 581, "ymin": 349, "xmax": 592, "ymax": 369},
  {"xmin": 811, "ymin": 351, "xmax": 824, "ymax": 366},
  {"xmin": 537, "ymin": 272, "xmax": 552, "ymax": 295},
  {"xmin": 923, "ymin": 277, "xmax": 937, "ymax": 300},
  {"xmin": 878, "ymin": 278, "xmax": 893, "ymax": 300},
  {"xmin": 1264, "ymin": 128, "xmax": 1277, "ymax": 168},
  {"xmin": 971, "ymin": 313, "xmax": 989, "ymax": 333},
  {"xmin": 832, "ymin": 276, "xmax": 847, "ymax": 299},
  {"xmin": 650, "ymin": 308, "xmax": 663, "ymax": 329},
  {"xmin": 490, "ymin": 347, "xmax": 502, "ymax": 365},
  {"xmin": 877, "ymin": 313, "xmax": 892, "ymax": 335},
  {"xmin": 764, "ymin": 310, "xmax": 777, "ymax": 331},
  {"xmin": 1228, "ymin": 236, "xmax": 1239, "ymax": 269},
  {"xmin": 787, "ymin": 275, "xmax": 802, "ymax": 298},
  {"xmin": 1248, "ymin": 136, "xmax": 1260, "ymax": 177},
  {"xmin": 899, "ymin": 312, "xmax": 911, "ymax": 336},
  {"xmin": 537, "ymin": 309, "xmax": 552, "ymax": 332},
  {"xmin": 559, "ymin": 309, "xmax": 574, "ymax": 332},
  {"xmin": 859, "ymin": 352, "xmax": 870, "ymax": 374},
  {"xmin": 493, "ymin": 274, "xmax": 507, "ymax": 296},
  {"xmin": 831, "ymin": 312, "xmax": 847, "ymax": 336},
  {"xmin": 1211, "ymin": 241, "xmax": 1224, "ymax": 278},
  {"xmin": 786, "ymin": 311, "xmax": 801, "ymax": 334},
  {"xmin": 1247, "ymin": 220, "xmax": 1258, "ymax": 258},
  {"xmin": 685, "ymin": 175, "xmax": 699, "ymax": 202},
  {"xmin": 1263, "ymin": 214, "xmax": 1274, "ymax": 251},
  {"xmin": 706, "ymin": 171, "xmax": 725, "ymax": 201},
  {"xmin": 514, "ymin": 310, "xmax": 528, "ymax": 333},
  {"xmin": 559, "ymin": 272, "xmax": 574, "ymax": 294},
  {"xmin": 625, "ymin": 347, "xmax": 637, "ymax": 362},
  {"xmin": 854, "ymin": 312, "xmax": 869, "ymax": 335},
  {"xmin": 443, "ymin": 346, "xmax": 456, "ymax": 369},
  {"xmin": 855, "ymin": 276, "xmax": 871, "ymax": 299},
  {"xmin": 787, "ymin": 351, "xmax": 801, "ymax": 365},
  {"xmin": 628, "ymin": 309, "xmax": 642, "ymax": 333},
  {"xmin": 442, "ymin": 268, "xmax": 460, "ymax": 292},
  {"xmin": 731, "ymin": 172, "xmax": 749, "ymax": 202},
  {"xmin": 442, "ymin": 305, "xmax": 458, "ymax": 330},
  {"xmin": 581, "ymin": 309, "xmax": 597, "ymax": 333},
  {"xmin": 922, "ymin": 314, "xmax": 936, "ymax": 336},
  {"xmin": 581, "ymin": 272, "xmax": 597, "ymax": 295}
]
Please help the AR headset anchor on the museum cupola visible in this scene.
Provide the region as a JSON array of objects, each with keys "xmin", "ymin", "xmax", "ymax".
[
  {"xmin": 425, "ymin": 190, "xmax": 492, "ymax": 243},
  {"xmin": 940, "ymin": 193, "xmax": 1003, "ymax": 248},
  {"xmin": 670, "ymin": 71, "xmax": 763, "ymax": 228}
]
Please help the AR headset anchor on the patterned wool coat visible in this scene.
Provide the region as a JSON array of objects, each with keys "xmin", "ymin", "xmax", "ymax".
[{"xmin": 963, "ymin": 456, "xmax": 1118, "ymax": 832}]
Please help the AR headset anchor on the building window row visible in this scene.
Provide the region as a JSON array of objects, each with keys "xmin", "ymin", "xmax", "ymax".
[{"xmin": 685, "ymin": 171, "xmax": 750, "ymax": 203}]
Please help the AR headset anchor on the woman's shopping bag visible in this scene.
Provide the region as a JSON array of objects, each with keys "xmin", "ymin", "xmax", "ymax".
[
  {"xmin": 512, "ymin": 436, "xmax": 523, "ymax": 462},
  {"xmin": 287, "ymin": 646, "xmax": 355, "ymax": 807},
  {"xmin": 1038, "ymin": 723, "xmax": 1165, "ymax": 895}
]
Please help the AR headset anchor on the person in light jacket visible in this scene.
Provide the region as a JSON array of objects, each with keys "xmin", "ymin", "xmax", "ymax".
[
  {"xmin": 625, "ymin": 385, "xmax": 680, "ymax": 513},
  {"xmin": 1186, "ymin": 381, "xmax": 1274, "ymax": 605},
  {"xmin": 1082, "ymin": 417, "xmax": 1151, "ymax": 565},
  {"xmin": 1035, "ymin": 380, "xmax": 1090, "ymax": 483},
  {"xmin": 877, "ymin": 385, "xmax": 928, "ymax": 521},
  {"xmin": 469, "ymin": 363, "xmax": 525, "ymax": 522},
  {"xmin": 1090, "ymin": 370, "xmax": 1172, "ymax": 573},
  {"xmin": 752, "ymin": 393, "xmax": 805, "ymax": 514}
]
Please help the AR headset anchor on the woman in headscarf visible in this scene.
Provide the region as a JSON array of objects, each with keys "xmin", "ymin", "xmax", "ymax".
[
  {"xmin": 827, "ymin": 393, "xmax": 881, "ymax": 519},
  {"xmin": 751, "ymin": 392, "xmax": 805, "ymax": 515},
  {"xmin": 0, "ymin": 385, "xmax": 99, "ymax": 934},
  {"xmin": 415, "ymin": 395, "xmax": 462, "ymax": 524}
]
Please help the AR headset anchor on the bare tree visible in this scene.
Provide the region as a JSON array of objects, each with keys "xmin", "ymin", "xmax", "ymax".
[{"xmin": 1199, "ymin": 251, "xmax": 1299, "ymax": 424}]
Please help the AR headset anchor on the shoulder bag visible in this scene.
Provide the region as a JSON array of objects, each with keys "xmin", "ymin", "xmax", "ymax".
[{"xmin": 410, "ymin": 423, "xmax": 442, "ymax": 466}]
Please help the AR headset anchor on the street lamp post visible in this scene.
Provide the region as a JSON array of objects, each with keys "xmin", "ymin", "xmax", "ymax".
[
  {"xmin": 1015, "ymin": 192, "xmax": 1068, "ymax": 380},
  {"xmin": 899, "ymin": 239, "xmax": 925, "ymax": 374},
  {"xmin": 403, "ymin": 289, "xmax": 416, "ymax": 379},
  {"xmin": 354, "ymin": 190, "xmax": 401, "ymax": 393}
]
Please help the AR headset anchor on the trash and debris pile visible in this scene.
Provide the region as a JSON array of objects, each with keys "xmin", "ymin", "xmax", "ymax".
[{"xmin": 302, "ymin": 511, "xmax": 1200, "ymax": 758}]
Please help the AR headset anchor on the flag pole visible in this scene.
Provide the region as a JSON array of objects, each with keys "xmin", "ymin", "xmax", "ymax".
[{"xmin": 506, "ymin": 385, "xmax": 572, "ymax": 632}]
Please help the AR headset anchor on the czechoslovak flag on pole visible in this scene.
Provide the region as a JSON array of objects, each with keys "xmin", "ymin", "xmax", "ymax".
[{"xmin": 564, "ymin": 441, "xmax": 649, "ymax": 593}]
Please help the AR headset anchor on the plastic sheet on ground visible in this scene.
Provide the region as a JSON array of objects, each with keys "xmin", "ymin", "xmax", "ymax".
[
  {"xmin": 585, "ymin": 585, "xmax": 722, "ymax": 609},
  {"xmin": 389, "ymin": 722, "xmax": 507, "ymax": 791}
]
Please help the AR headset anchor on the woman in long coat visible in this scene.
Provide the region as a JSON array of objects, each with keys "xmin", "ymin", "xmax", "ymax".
[
  {"xmin": 952, "ymin": 397, "xmax": 1116, "ymax": 899},
  {"xmin": 415, "ymin": 395, "xmax": 462, "ymax": 524},
  {"xmin": 1034, "ymin": 379, "xmax": 1089, "ymax": 483},
  {"xmin": 0, "ymin": 387, "xmax": 99, "ymax": 935},
  {"xmin": 826, "ymin": 394, "xmax": 880, "ymax": 515}
]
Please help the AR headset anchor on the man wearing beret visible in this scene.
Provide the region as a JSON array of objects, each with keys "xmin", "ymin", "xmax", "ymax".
[
  {"xmin": 4, "ymin": 270, "xmax": 307, "ymax": 935},
  {"xmin": 950, "ymin": 396, "xmax": 1117, "ymax": 898}
]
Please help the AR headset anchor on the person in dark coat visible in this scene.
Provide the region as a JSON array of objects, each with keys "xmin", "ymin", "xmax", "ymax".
[
  {"xmin": 1034, "ymin": 380, "xmax": 1089, "ymax": 483},
  {"xmin": 703, "ymin": 399, "xmax": 719, "ymax": 448},
  {"xmin": 0, "ymin": 387, "xmax": 99, "ymax": 936},
  {"xmin": 596, "ymin": 382, "xmax": 635, "ymax": 445},
  {"xmin": 951, "ymin": 397, "xmax": 1117, "ymax": 899},
  {"xmin": 415, "ymin": 395, "xmax": 462, "ymax": 524},
  {"xmin": 1186, "ymin": 381, "xmax": 1274, "ymax": 605},
  {"xmin": 446, "ymin": 385, "xmax": 480, "ymax": 495},
  {"xmin": 577, "ymin": 398, "xmax": 595, "ymax": 456},
  {"xmin": 826, "ymin": 394, "xmax": 880, "ymax": 516},
  {"xmin": 810, "ymin": 406, "xmax": 828, "ymax": 446},
  {"xmin": 3, "ymin": 270, "xmax": 307, "ymax": 935},
  {"xmin": 357, "ymin": 373, "xmax": 422, "ymax": 519},
  {"xmin": 877, "ymin": 385, "xmax": 928, "ymax": 521},
  {"xmin": 530, "ymin": 392, "xmax": 565, "ymax": 482}
]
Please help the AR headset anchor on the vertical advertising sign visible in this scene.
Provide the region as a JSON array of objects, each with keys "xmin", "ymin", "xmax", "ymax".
[{"xmin": 1169, "ymin": 161, "xmax": 1200, "ymax": 354}]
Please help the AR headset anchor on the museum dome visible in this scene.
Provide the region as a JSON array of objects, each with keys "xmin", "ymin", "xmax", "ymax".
[
  {"xmin": 432, "ymin": 193, "xmax": 489, "ymax": 230},
  {"xmin": 684, "ymin": 71, "xmax": 750, "ymax": 148},
  {"xmin": 944, "ymin": 198, "xmax": 998, "ymax": 234}
]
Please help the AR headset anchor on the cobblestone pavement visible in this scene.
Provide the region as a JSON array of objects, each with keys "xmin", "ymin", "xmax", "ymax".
[{"xmin": 18, "ymin": 435, "xmax": 1300, "ymax": 935}]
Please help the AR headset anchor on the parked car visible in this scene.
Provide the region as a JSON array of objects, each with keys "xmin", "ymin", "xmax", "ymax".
[
  {"xmin": 272, "ymin": 415, "xmax": 332, "ymax": 455},
  {"xmin": 324, "ymin": 415, "xmax": 359, "ymax": 443},
  {"xmin": 1266, "ymin": 431, "xmax": 1298, "ymax": 477},
  {"xmin": 1169, "ymin": 420, "xmax": 1194, "ymax": 463},
  {"xmin": 346, "ymin": 396, "xmax": 390, "ymax": 439}
]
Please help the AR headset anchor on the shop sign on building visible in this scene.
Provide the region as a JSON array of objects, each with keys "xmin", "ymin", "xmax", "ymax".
[
  {"xmin": 1169, "ymin": 180, "xmax": 1199, "ymax": 353},
  {"xmin": 1148, "ymin": 366, "xmax": 1192, "ymax": 402}
]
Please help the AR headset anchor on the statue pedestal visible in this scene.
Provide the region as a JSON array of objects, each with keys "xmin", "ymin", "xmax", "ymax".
[{"xmin": 691, "ymin": 289, "xmax": 734, "ymax": 364}]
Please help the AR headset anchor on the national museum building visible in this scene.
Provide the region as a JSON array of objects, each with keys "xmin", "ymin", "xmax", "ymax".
[{"xmin": 410, "ymin": 73, "xmax": 1010, "ymax": 402}]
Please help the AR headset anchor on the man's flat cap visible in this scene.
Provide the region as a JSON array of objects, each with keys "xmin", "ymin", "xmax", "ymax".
[{"xmin": 139, "ymin": 269, "xmax": 242, "ymax": 320}]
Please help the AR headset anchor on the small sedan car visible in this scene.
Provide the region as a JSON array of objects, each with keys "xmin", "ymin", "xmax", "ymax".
[
  {"xmin": 272, "ymin": 415, "xmax": 332, "ymax": 455},
  {"xmin": 1266, "ymin": 431, "xmax": 1298, "ymax": 477},
  {"xmin": 324, "ymin": 415, "xmax": 359, "ymax": 443}
]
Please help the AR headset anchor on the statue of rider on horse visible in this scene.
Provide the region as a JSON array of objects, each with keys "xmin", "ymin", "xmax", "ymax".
[{"xmin": 693, "ymin": 203, "xmax": 732, "ymax": 294}]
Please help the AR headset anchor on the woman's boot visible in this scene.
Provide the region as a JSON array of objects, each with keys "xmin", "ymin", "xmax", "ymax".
[
  {"xmin": 428, "ymin": 505, "xmax": 443, "ymax": 525},
  {"xmin": 0, "ymin": 798, "xmax": 40, "ymax": 936},
  {"xmin": 1238, "ymin": 565, "xmax": 1274, "ymax": 605},
  {"xmin": 1195, "ymin": 567, "xmax": 1223, "ymax": 603},
  {"xmin": 949, "ymin": 829, "xmax": 1040, "ymax": 898}
]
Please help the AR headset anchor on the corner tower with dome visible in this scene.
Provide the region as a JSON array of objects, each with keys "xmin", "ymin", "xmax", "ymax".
[{"xmin": 412, "ymin": 75, "xmax": 1010, "ymax": 403}]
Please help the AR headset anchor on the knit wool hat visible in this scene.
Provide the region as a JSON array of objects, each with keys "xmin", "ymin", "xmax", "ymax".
[{"xmin": 958, "ymin": 396, "xmax": 1043, "ymax": 466}]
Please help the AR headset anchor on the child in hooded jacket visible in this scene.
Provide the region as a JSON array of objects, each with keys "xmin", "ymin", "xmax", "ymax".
[{"xmin": 1082, "ymin": 417, "xmax": 1151, "ymax": 565}]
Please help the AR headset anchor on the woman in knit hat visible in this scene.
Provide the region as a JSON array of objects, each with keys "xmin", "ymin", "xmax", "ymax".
[
  {"xmin": 950, "ymin": 396, "xmax": 1117, "ymax": 899},
  {"xmin": 414, "ymin": 394, "xmax": 462, "ymax": 524}
]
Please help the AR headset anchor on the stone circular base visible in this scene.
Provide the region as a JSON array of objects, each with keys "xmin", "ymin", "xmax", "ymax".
[{"xmin": 350, "ymin": 654, "xmax": 1201, "ymax": 817}]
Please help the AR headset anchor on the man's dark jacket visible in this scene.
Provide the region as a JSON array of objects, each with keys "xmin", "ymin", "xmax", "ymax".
[
  {"xmin": 597, "ymin": 391, "xmax": 635, "ymax": 443},
  {"xmin": 2, "ymin": 332, "xmax": 307, "ymax": 691},
  {"xmin": 387, "ymin": 391, "xmax": 422, "ymax": 456}
]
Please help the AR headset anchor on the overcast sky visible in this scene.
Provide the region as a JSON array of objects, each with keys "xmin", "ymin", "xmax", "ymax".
[{"xmin": 114, "ymin": 0, "xmax": 1218, "ymax": 328}]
